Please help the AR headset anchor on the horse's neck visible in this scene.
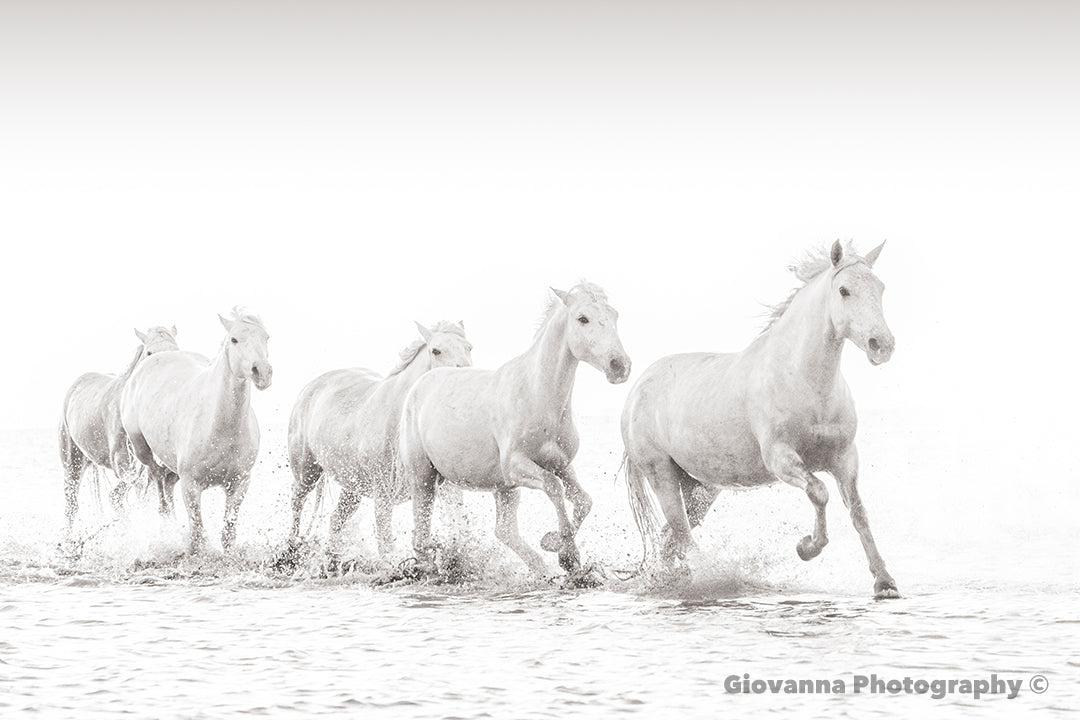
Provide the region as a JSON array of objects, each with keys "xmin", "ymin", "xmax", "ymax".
[
  {"xmin": 765, "ymin": 275, "xmax": 844, "ymax": 392},
  {"xmin": 207, "ymin": 350, "xmax": 251, "ymax": 432},
  {"xmin": 385, "ymin": 352, "xmax": 429, "ymax": 395},
  {"xmin": 515, "ymin": 311, "xmax": 577, "ymax": 416}
]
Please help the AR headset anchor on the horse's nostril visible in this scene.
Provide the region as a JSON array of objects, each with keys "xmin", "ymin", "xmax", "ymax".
[
  {"xmin": 252, "ymin": 364, "xmax": 260, "ymax": 376},
  {"xmin": 610, "ymin": 358, "xmax": 626, "ymax": 375},
  {"xmin": 868, "ymin": 338, "xmax": 880, "ymax": 352}
]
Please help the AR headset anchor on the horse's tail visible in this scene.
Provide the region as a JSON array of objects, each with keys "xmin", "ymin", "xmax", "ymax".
[{"xmin": 623, "ymin": 451, "xmax": 663, "ymax": 567}]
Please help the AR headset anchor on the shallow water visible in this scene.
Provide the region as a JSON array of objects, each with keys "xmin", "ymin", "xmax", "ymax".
[{"xmin": 1, "ymin": 415, "xmax": 1076, "ymax": 718}]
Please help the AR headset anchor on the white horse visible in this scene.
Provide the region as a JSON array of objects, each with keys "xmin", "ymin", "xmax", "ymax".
[
  {"xmin": 121, "ymin": 309, "xmax": 271, "ymax": 553},
  {"xmin": 59, "ymin": 326, "xmax": 179, "ymax": 529},
  {"xmin": 285, "ymin": 321, "xmax": 473, "ymax": 559},
  {"xmin": 622, "ymin": 241, "xmax": 899, "ymax": 598},
  {"xmin": 399, "ymin": 282, "xmax": 631, "ymax": 581}
]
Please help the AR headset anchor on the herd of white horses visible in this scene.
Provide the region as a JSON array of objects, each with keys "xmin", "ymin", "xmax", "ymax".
[{"xmin": 58, "ymin": 241, "xmax": 900, "ymax": 598}]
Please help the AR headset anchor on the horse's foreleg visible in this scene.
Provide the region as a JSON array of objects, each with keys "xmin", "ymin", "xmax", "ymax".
[
  {"xmin": 507, "ymin": 455, "xmax": 580, "ymax": 573},
  {"xmin": 493, "ymin": 487, "xmax": 548, "ymax": 575},
  {"xmin": 179, "ymin": 475, "xmax": 207, "ymax": 554},
  {"xmin": 222, "ymin": 474, "xmax": 251, "ymax": 552},
  {"xmin": 556, "ymin": 465, "xmax": 592, "ymax": 535},
  {"xmin": 833, "ymin": 447, "xmax": 899, "ymax": 598},
  {"xmin": 763, "ymin": 442, "xmax": 829, "ymax": 560}
]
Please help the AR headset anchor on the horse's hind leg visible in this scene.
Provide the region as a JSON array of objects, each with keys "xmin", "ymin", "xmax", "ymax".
[
  {"xmin": 494, "ymin": 487, "xmax": 548, "ymax": 576},
  {"xmin": 682, "ymin": 476, "xmax": 720, "ymax": 529},
  {"xmin": 59, "ymin": 422, "xmax": 86, "ymax": 530},
  {"xmin": 641, "ymin": 455, "xmax": 697, "ymax": 562},
  {"xmin": 287, "ymin": 446, "xmax": 323, "ymax": 542},
  {"xmin": 833, "ymin": 446, "xmax": 899, "ymax": 598},
  {"xmin": 762, "ymin": 441, "xmax": 829, "ymax": 561},
  {"xmin": 327, "ymin": 481, "xmax": 364, "ymax": 556}
]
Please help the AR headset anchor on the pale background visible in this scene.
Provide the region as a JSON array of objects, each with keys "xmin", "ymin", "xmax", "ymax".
[{"xmin": 1, "ymin": 1, "xmax": 1077, "ymax": 507}]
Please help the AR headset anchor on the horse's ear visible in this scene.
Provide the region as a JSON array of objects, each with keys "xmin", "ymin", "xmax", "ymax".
[
  {"xmin": 219, "ymin": 314, "xmax": 233, "ymax": 332},
  {"xmin": 170, "ymin": 324, "xmax": 178, "ymax": 337},
  {"xmin": 458, "ymin": 320, "xmax": 465, "ymax": 329},
  {"xmin": 414, "ymin": 321, "xmax": 433, "ymax": 343},
  {"xmin": 830, "ymin": 240, "xmax": 844, "ymax": 267},
  {"xmin": 550, "ymin": 287, "xmax": 570, "ymax": 305},
  {"xmin": 134, "ymin": 328, "xmax": 148, "ymax": 343},
  {"xmin": 864, "ymin": 240, "xmax": 886, "ymax": 267}
]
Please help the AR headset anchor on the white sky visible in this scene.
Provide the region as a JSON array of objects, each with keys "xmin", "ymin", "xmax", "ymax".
[{"xmin": 1, "ymin": 1, "xmax": 1078, "ymax": 468}]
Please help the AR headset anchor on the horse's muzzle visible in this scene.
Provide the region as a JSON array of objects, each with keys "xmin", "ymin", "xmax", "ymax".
[
  {"xmin": 251, "ymin": 363, "xmax": 273, "ymax": 390},
  {"xmin": 866, "ymin": 335, "xmax": 895, "ymax": 366},
  {"xmin": 606, "ymin": 355, "xmax": 632, "ymax": 384}
]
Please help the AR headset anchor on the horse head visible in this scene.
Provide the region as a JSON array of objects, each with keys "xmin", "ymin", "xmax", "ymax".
[
  {"xmin": 552, "ymin": 283, "xmax": 632, "ymax": 384},
  {"xmin": 828, "ymin": 240, "xmax": 894, "ymax": 366},
  {"xmin": 134, "ymin": 325, "xmax": 179, "ymax": 358},
  {"xmin": 414, "ymin": 320, "xmax": 473, "ymax": 369},
  {"xmin": 219, "ymin": 310, "xmax": 272, "ymax": 390}
]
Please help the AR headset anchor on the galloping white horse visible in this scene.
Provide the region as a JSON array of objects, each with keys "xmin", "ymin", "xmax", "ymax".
[
  {"xmin": 399, "ymin": 282, "xmax": 631, "ymax": 581},
  {"xmin": 622, "ymin": 242, "xmax": 900, "ymax": 598},
  {"xmin": 286, "ymin": 321, "xmax": 473, "ymax": 558},
  {"xmin": 121, "ymin": 310, "xmax": 271, "ymax": 553},
  {"xmin": 59, "ymin": 326, "xmax": 179, "ymax": 529}
]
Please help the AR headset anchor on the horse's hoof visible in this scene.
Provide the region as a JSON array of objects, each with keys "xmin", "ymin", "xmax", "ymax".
[
  {"xmin": 565, "ymin": 567, "xmax": 604, "ymax": 589},
  {"xmin": 874, "ymin": 582, "xmax": 901, "ymax": 600},
  {"xmin": 540, "ymin": 532, "xmax": 562, "ymax": 553},
  {"xmin": 796, "ymin": 535, "xmax": 821, "ymax": 561}
]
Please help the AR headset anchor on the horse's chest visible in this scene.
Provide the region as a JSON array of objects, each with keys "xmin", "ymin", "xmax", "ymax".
[
  {"xmin": 779, "ymin": 411, "xmax": 855, "ymax": 468},
  {"xmin": 519, "ymin": 423, "xmax": 577, "ymax": 470}
]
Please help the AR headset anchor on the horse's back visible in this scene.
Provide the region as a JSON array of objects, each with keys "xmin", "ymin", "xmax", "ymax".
[{"xmin": 623, "ymin": 350, "xmax": 772, "ymax": 487}]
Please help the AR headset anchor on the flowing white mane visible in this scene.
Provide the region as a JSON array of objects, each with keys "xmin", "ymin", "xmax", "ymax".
[
  {"xmin": 387, "ymin": 321, "xmax": 467, "ymax": 376},
  {"xmin": 760, "ymin": 241, "xmax": 865, "ymax": 334}
]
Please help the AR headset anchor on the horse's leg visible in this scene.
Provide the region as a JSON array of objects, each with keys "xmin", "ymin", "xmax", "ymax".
[
  {"xmin": 179, "ymin": 474, "xmax": 207, "ymax": 554},
  {"xmin": 682, "ymin": 476, "xmax": 721, "ymax": 529},
  {"xmin": 287, "ymin": 446, "xmax": 322, "ymax": 542},
  {"xmin": 59, "ymin": 422, "xmax": 86, "ymax": 531},
  {"xmin": 556, "ymin": 464, "xmax": 592, "ymax": 534},
  {"xmin": 762, "ymin": 441, "xmax": 829, "ymax": 560},
  {"xmin": 507, "ymin": 454, "xmax": 581, "ymax": 573},
  {"xmin": 407, "ymin": 461, "xmax": 440, "ymax": 573},
  {"xmin": 222, "ymin": 474, "xmax": 251, "ymax": 552},
  {"xmin": 108, "ymin": 441, "xmax": 134, "ymax": 517},
  {"xmin": 160, "ymin": 471, "xmax": 180, "ymax": 517},
  {"xmin": 372, "ymin": 489, "xmax": 396, "ymax": 559},
  {"xmin": 833, "ymin": 446, "xmax": 899, "ymax": 598},
  {"xmin": 640, "ymin": 455, "xmax": 697, "ymax": 562},
  {"xmin": 327, "ymin": 480, "xmax": 364, "ymax": 556},
  {"xmin": 493, "ymin": 487, "xmax": 548, "ymax": 575}
]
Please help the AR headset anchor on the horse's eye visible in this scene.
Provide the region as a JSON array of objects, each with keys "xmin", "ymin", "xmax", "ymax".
[
  {"xmin": 231, "ymin": 337, "xmax": 239, "ymax": 344},
  {"xmin": 577, "ymin": 315, "xmax": 589, "ymax": 324},
  {"xmin": 431, "ymin": 348, "xmax": 441, "ymax": 356},
  {"xmin": 839, "ymin": 287, "xmax": 850, "ymax": 298}
]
